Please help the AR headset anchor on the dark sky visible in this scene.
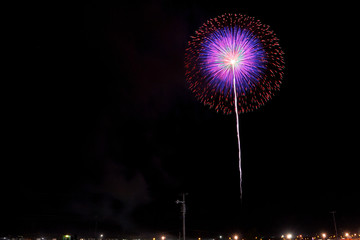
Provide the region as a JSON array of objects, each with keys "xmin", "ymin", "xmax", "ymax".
[{"xmin": 3, "ymin": 0, "xmax": 359, "ymax": 237}]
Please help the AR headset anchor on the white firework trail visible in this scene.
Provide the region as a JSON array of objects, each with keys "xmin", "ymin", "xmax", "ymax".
[{"xmin": 232, "ymin": 64, "xmax": 242, "ymax": 200}]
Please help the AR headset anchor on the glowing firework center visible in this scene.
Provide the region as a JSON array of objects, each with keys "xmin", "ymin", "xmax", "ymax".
[{"xmin": 200, "ymin": 26, "xmax": 267, "ymax": 95}]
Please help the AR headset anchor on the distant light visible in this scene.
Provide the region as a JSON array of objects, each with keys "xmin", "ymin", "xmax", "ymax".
[
  {"xmin": 234, "ymin": 235, "xmax": 239, "ymax": 240},
  {"xmin": 100, "ymin": 234, "xmax": 104, "ymax": 238},
  {"xmin": 287, "ymin": 234, "xmax": 292, "ymax": 239},
  {"xmin": 345, "ymin": 233, "xmax": 349, "ymax": 237},
  {"xmin": 220, "ymin": 236, "xmax": 223, "ymax": 239},
  {"xmin": 322, "ymin": 234, "xmax": 326, "ymax": 239},
  {"xmin": 161, "ymin": 236, "xmax": 166, "ymax": 240},
  {"xmin": 281, "ymin": 235, "xmax": 284, "ymax": 238}
]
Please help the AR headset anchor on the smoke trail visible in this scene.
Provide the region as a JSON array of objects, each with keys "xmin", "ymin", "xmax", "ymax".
[{"xmin": 232, "ymin": 64, "xmax": 242, "ymax": 199}]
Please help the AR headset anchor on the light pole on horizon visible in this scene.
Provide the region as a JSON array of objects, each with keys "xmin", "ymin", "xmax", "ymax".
[
  {"xmin": 176, "ymin": 193, "xmax": 187, "ymax": 240},
  {"xmin": 330, "ymin": 211, "xmax": 338, "ymax": 240}
]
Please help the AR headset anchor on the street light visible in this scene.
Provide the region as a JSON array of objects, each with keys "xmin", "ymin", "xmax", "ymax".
[
  {"xmin": 234, "ymin": 235, "xmax": 239, "ymax": 240},
  {"xmin": 322, "ymin": 233, "xmax": 326, "ymax": 239},
  {"xmin": 286, "ymin": 234, "xmax": 292, "ymax": 240},
  {"xmin": 176, "ymin": 193, "xmax": 187, "ymax": 240}
]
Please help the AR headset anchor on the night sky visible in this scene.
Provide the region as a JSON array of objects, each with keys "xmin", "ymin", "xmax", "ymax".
[{"xmin": 3, "ymin": 0, "xmax": 359, "ymax": 237}]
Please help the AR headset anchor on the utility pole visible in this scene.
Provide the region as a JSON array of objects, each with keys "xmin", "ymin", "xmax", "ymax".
[
  {"xmin": 176, "ymin": 193, "xmax": 187, "ymax": 240},
  {"xmin": 330, "ymin": 211, "xmax": 338, "ymax": 240}
]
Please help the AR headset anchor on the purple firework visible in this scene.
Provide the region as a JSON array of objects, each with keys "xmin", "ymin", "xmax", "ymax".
[
  {"xmin": 185, "ymin": 13, "xmax": 285, "ymax": 114},
  {"xmin": 185, "ymin": 13, "xmax": 285, "ymax": 199}
]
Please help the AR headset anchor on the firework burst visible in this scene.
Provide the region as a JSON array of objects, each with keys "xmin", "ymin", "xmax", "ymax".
[{"xmin": 185, "ymin": 13, "xmax": 285, "ymax": 114}]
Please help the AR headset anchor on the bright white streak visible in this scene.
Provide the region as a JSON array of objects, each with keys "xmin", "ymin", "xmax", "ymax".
[{"xmin": 232, "ymin": 64, "xmax": 242, "ymax": 200}]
